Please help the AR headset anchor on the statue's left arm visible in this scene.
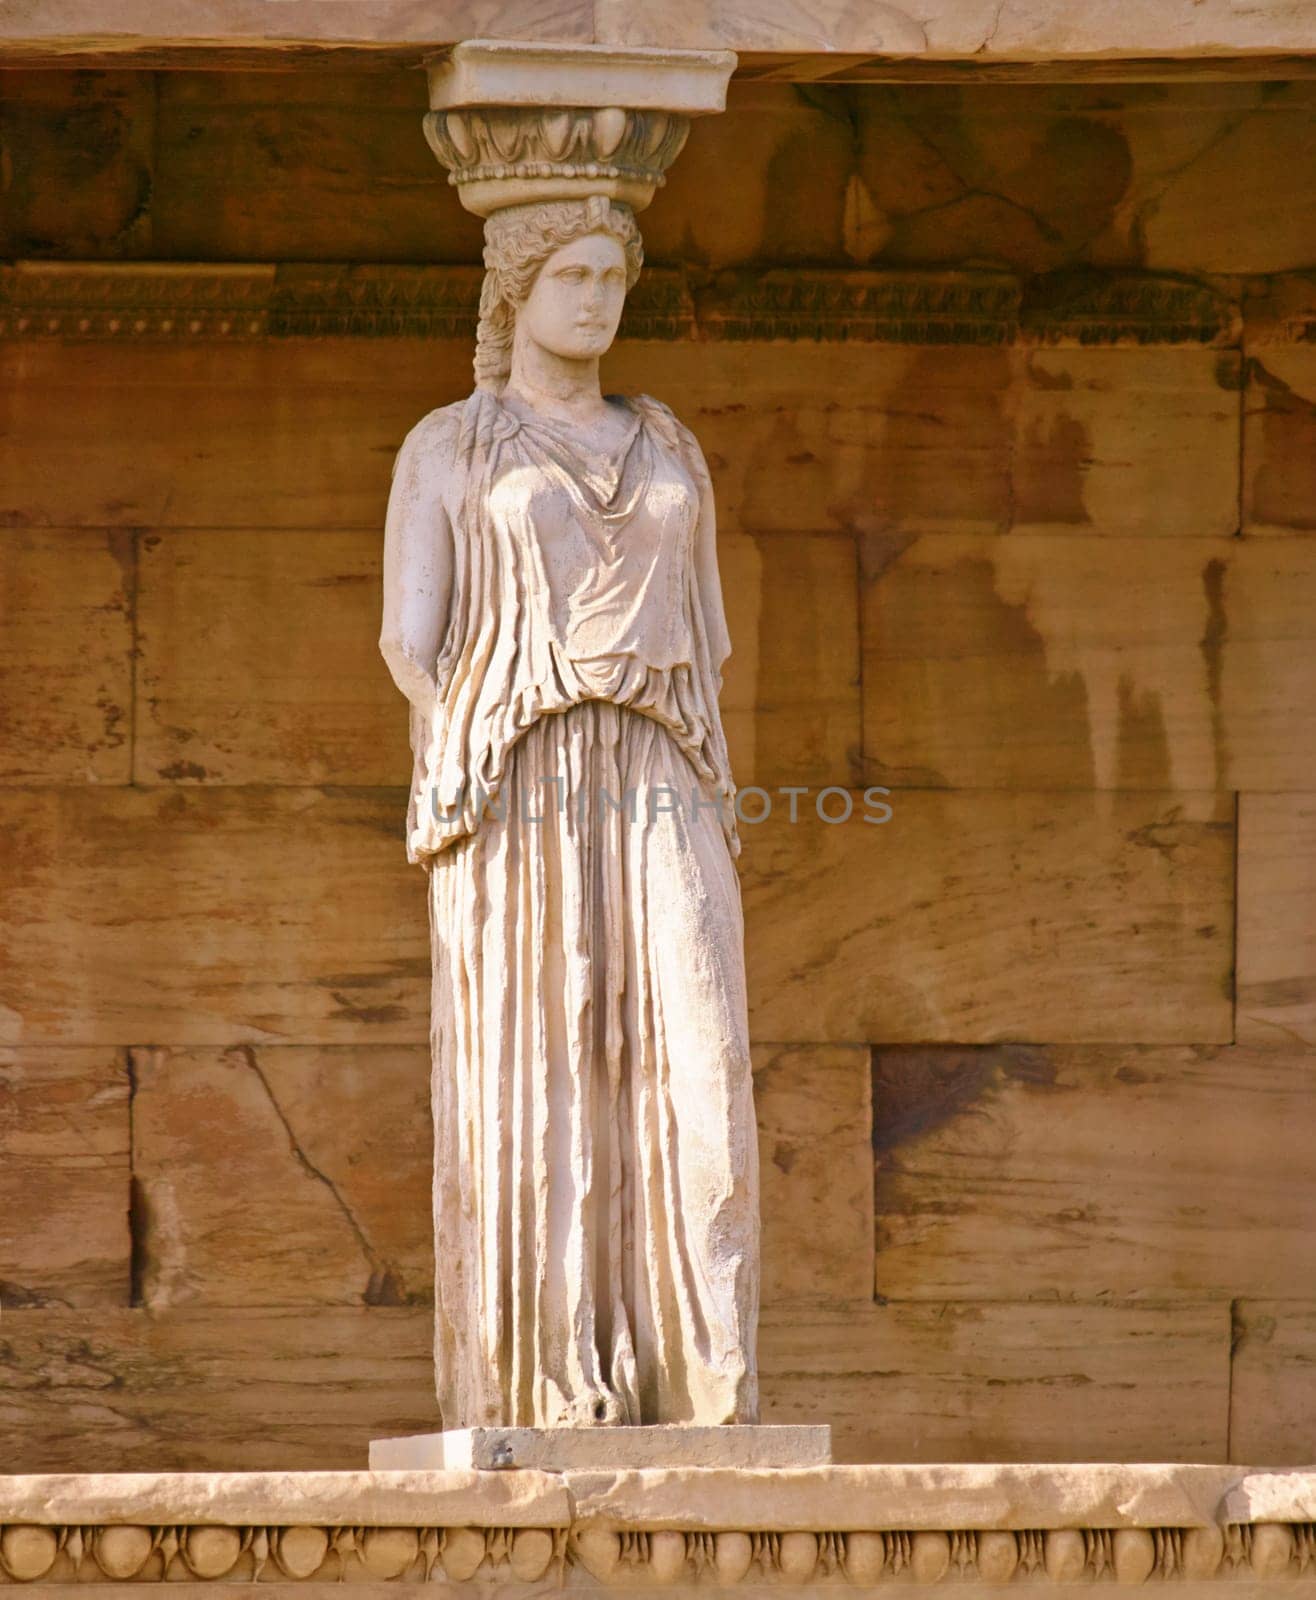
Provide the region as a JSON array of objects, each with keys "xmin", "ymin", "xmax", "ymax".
[
  {"xmin": 689, "ymin": 437, "xmax": 732, "ymax": 687},
  {"xmin": 379, "ymin": 408, "xmax": 457, "ymax": 722}
]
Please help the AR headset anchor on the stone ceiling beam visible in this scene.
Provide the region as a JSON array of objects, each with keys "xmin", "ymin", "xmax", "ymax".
[{"xmin": 0, "ymin": 0, "xmax": 1312, "ymax": 75}]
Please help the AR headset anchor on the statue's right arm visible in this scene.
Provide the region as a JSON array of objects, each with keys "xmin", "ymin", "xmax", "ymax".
[{"xmin": 379, "ymin": 410, "xmax": 457, "ymax": 721}]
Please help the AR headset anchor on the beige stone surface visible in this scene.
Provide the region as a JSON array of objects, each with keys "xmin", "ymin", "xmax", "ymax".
[
  {"xmin": 3, "ymin": 1461, "xmax": 1287, "ymax": 1531},
  {"xmin": 740, "ymin": 788, "xmax": 1233, "ymax": 1045},
  {"xmin": 718, "ymin": 530, "xmax": 861, "ymax": 789},
  {"xmin": 0, "ymin": 1468, "xmax": 571, "ymax": 1527},
  {"xmin": 0, "ymin": 340, "xmax": 470, "ymax": 529},
  {"xmin": 1137, "ymin": 84, "xmax": 1316, "ymax": 276},
  {"xmin": 870, "ymin": 1045, "xmax": 1316, "ymax": 1302},
  {"xmin": 370, "ymin": 1425, "xmax": 831, "ymax": 1471},
  {"xmin": 1237, "ymin": 794, "xmax": 1316, "ymax": 1047},
  {"xmin": 1229, "ymin": 1303, "xmax": 1316, "ymax": 1467},
  {"xmin": 564, "ymin": 1462, "xmax": 1250, "ymax": 1532},
  {"xmin": 0, "ymin": 334, "xmax": 1242, "ymax": 547},
  {"xmin": 862, "ymin": 534, "xmax": 1316, "ymax": 792},
  {"xmin": 613, "ymin": 343, "xmax": 1013, "ymax": 537},
  {"xmin": 1218, "ymin": 541, "xmax": 1316, "ymax": 791},
  {"xmin": 428, "ymin": 39, "xmax": 736, "ymax": 114},
  {"xmin": 151, "ymin": 71, "xmax": 480, "ymax": 265},
  {"xmin": 0, "ymin": 1299, "xmax": 1231, "ymax": 1471},
  {"xmin": 594, "ymin": 0, "xmax": 1316, "ymax": 59},
  {"xmin": 0, "ymin": 528, "xmax": 133, "ymax": 783},
  {"xmin": 131, "ymin": 1045, "xmax": 431, "ymax": 1308},
  {"xmin": 754, "ymin": 1044, "xmax": 873, "ymax": 1304},
  {"xmin": 127, "ymin": 1042, "xmax": 870, "ymax": 1313},
  {"xmin": 0, "ymin": 786, "xmax": 425, "ymax": 1046},
  {"xmin": 1222, "ymin": 1470, "xmax": 1316, "ymax": 1525},
  {"xmin": 5, "ymin": 784, "xmax": 1232, "ymax": 1050},
  {"xmin": 1245, "ymin": 342, "xmax": 1316, "ymax": 536},
  {"xmin": 0, "ymin": 1047, "xmax": 131, "ymax": 1307},
  {"xmin": 3, "ymin": 1465, "xmax": 1314, "ymax": 1594},
  {"xmin": 1006, "ymin": 349, "xmax": 1240, "ymax": 538},
  {"xmin": 6, "ymin": 77, "xmax": 1316, "ymax": 277},
  {"xmin": 759, "ymin": 1302, "xmax": 1230, "ymax": 1463},
  {"xmin": 4, "ymin": 0, "xmax": 1313, "ymax": 61},
  {"xmin": 0, "ymin": 1307, "xmax": 436, "ymax": 1473},
  {"xmin": 136, "ymin": 530, "xmax": 410, "ymax": 787},
  {"xmin": 611, "ymin": 345, "xmax": 1238, "ymax": 541}
]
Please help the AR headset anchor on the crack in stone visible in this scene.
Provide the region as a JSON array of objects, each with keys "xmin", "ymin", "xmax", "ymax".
[
  {"xmin": 233, "ymin": 1045, "xmax": 405, "ymax": 1305},
  {"xmin": 1130, "ymin": 104, "xmax": 1263, "ymax": 261},
  {"xmin": 977, "ymin": 0, "xmax": 1007, "ymax": 55}
]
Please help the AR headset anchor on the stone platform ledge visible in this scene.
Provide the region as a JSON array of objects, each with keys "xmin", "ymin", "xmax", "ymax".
[{"xmin": 2, "ymin": 1465, "xmax": 1316, "ymax": 1587}]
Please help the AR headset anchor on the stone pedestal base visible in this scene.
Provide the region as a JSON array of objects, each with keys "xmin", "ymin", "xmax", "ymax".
[
  {"xmin": 369, "ymin": 1424, "xmax": 832, "ymax": 1471},
  {"xmin": 1, "ymin": 1464, "xmax": 1312, "ymax": 1591}
]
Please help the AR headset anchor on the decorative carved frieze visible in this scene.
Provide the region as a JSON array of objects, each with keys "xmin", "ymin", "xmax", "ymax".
[
  {"xmin": 0, "ymin": 264, "xmax": 274, "ymax": 340},
  {"xmin": 697, "ymin": 269, "xmax": 1021, "ymax": 345},
  {"xmin": 0, "ymin": 262, "xmax": 1242, "ymax": 347},
  {"xmin": 1019, "ymin": 271, "xmax": 1241, "ymax": 347},
  {"xmin": 0, "ymin": 1518, "xmax": 1313, "ymax": 1585}
]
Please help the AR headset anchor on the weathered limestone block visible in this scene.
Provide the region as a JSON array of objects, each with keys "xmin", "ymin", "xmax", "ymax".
[
  {"xmin": 565, "ymin": 1461, "xmax": 1249, "ymax": 1533},
  {"xmin": 1, "ymin": 336, "xmax": 1238, "ymax": 543},
  {"xmin": 0, "ymin": 753, "xmax": 1235, "ymax": 1061},
  {"xmin": 6, "ymin": 1463, "xmax": 1316, "ymax": 1588},
  {"xmin": 1137, "ymin": 84, "xmax": 1316, "ymax": 276},
  {"xmin": 0, "ymin": 71, "xmax": 155, "ymax": 258},
  {"xmin": 136, "ymin": 529, "xmax": 409, "ymax": 786},
  {"xmin": 649, "ymin": 82, "xmax": 857, "ymax": 270},
  {"xmin": 739, "ymin": 789, "xmax": 1233, "ymax": 1044},
  {"xmin": 870, "ymin": 1044, "xmax": 1316, "ymax": 1302},
  {"xmin": 0, "ymin": 340, "xmax": 470, "ymax": 527},
  {"xmin": 0, "ymin": 1468, "xmax": 570, "ymax": 1528},
  {"xmin": 6, "ymin": 76, "xmax": 1316, "ymax": 278},
  {"xmin": 593, "ymin": 0, "xmax": 1316, "ymax": 63},
  {"xmin": 131, "ymin": 1045, "xmax": 431, "ymax": 1308},
  {"xmin": 753, "ymin": 1044, "xmax": 873, "ymax": 1304},
  {"xmin": 127, "ymin": 1037, "xmax": 870, "ymax": 1311},
  {"xmin": 133, "ymin": 526, "xmax": 856, "ymax": 790},
  {"xmin": 0, "ymin": 787, "xmax": 426, "ymax": 1046},
  {"xmin": 0, "ymin": 1308, "xmax": 435, "ymax": 1473},
  {"xmin": 0, "ymin": 1299, "xmax": 1228, "ymax": 1472},
  {"xmin": 1237, "ymin": 794, "xmax": 1316, "ymax": 1047},
  {"xmin": 843, "ymin": 84, "xmax": 1312, "ymax": 279},
  {"xmin": 613, "ymin": 344, "xmax": 1238, "ymax": 540},
  {"xmin": 5, "ymin": 2, "xmax": 1315, "ymax": 62},
  {"xmin": 1229, "ymin": 1302, "xmax": 1316, "ymax": 1468},
  {"xmin": 0, "ymin": 528, "xmax": 132, "ymax": 782},
  {"xmin": 0, "ymin": 1047, "xmax": 130, "ymax": 1307},
  {"xmin": 862, "ymin": 534, "xmax": 1316, "ymax": 791},
  {"xmin": 613, "ymin": 342, "xmax": 1015, "ymax": 537},
  {"xmin": 152, "ymin": 71, "xmax": 482, "ymax": 264},
  {"xmin": 717, "ymin": 529, "xmax": 860, "ymax": 788},
  {"xmin": 1007, "ymin": 348, "xmax": 1239, "ymax": 538},
  {"xmin": 759, "ymin": 1302, "xmax": 1229, "ymax": 1464},
  {"xmin": 1244, "ymin": 341, "xmax": 1316, "ymax": 536}
]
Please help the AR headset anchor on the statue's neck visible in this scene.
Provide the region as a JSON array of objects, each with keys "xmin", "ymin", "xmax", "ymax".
[{"xmin": 506, "ymin": 336, "xmax": 609, "ymax": 427}]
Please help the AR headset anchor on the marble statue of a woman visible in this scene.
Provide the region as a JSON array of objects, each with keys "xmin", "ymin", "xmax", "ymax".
[{"xmin": 379, "ymin": 192, "xmax": 760, "ymax": 1431}]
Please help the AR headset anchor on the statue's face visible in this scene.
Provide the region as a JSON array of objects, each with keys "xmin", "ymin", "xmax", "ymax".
[{"xmin": 518, "ymin": 231, "xmax": 628, "ymax": 362}]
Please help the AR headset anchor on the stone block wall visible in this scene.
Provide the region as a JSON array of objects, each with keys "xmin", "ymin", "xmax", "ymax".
[{"xmin": 1, "ymin": 71, "xmax": 1314, "ymax": 1469}]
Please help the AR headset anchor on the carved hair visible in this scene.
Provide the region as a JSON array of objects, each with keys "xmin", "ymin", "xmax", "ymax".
[{"xmin": 474, "ymin": 196, "xmax": 644, "ymax": 391}]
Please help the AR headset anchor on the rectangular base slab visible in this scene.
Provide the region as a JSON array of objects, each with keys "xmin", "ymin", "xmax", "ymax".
[{"xmin": 369, "ymin": 1424, "xmax": 833, "ymax": 1472}]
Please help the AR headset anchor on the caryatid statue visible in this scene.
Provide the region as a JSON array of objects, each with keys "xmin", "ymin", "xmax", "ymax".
[{"xmin": 379, "ymin": 43, "xmax": 757, "ymax": 1431}]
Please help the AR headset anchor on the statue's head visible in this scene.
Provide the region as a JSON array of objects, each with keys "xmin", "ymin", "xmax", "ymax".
[{"xmin": 475, "ymin": 196, "xmax": 644, "ymax": 390}]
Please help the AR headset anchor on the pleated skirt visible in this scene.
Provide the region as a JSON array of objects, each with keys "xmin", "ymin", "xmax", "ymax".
[{"xmin": 427, "ymin": 697, "xmax": 760, "ymax": 1428}]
